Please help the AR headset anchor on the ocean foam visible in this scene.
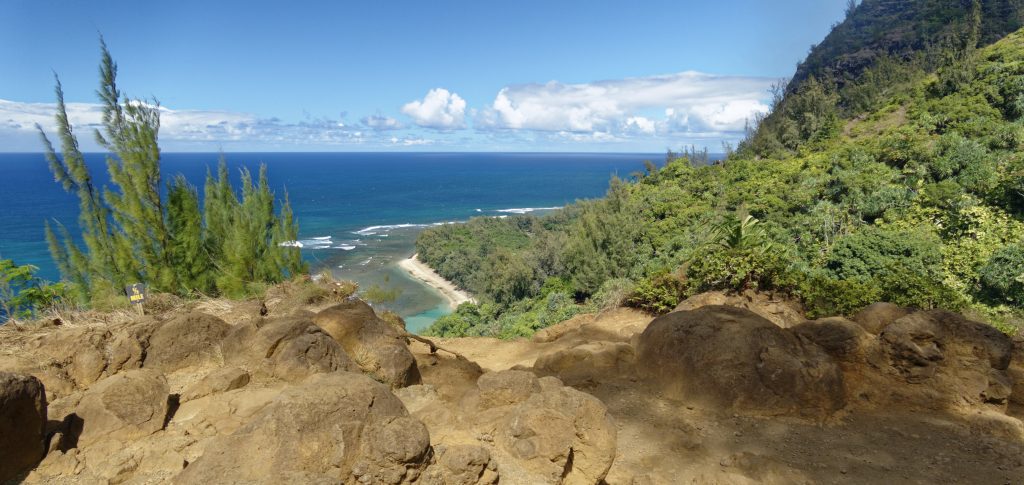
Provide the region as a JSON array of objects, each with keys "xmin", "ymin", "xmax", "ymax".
[
  {"xmin": 493, "ymin": 206, "xmax": 563, "ymax": 214},
  {"xmin": 352, "ymin": 221, "xmax": 460, "ymax": 236}
]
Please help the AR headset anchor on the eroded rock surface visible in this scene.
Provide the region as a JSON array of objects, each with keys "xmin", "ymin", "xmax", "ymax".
[
  {"xmin": 637, "ymin": 305, "xmax": 845, "ymax": 417},
  {"xmin": 146, "ymin": 311, "xmax": 231, "ymax": 372},
  {"xmin": 674, "ymin": 290, "xmax": 806, "ymax": 328},
  {"xmin": 176, "ymin": 372, "xmax": 431, "ymax": 484},
  {"xmin": 402, "ymin": 370, "xmax": 617, "ymax": 485},
  {"xmin": 0, "ymin": 372, "xmax": 47, "ymax": 482},
  {"xmin": 313, "ymin": 300, "xmax": 421, "ymax": 388},
  {"xmin": 2, "ymin": 290, "xmax": 1021, "ymax": 484},
  {"xmin": 71, "ymin": 368, "xmax": 170, "ymax": 447},
  {"xmin": 222, "ymin": 315, "xmax": 356, "ymax": 381},
  {"xmin": 877, "ymin": 310, "xmax": 1014, "ymax": 409}
]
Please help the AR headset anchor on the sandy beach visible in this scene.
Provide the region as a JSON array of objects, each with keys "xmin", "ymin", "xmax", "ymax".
[{"xmin": 398, "ymin": 254, "xmax": 475, "ymax": 310}]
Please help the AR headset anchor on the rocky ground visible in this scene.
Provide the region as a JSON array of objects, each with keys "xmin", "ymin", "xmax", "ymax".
[{"xmin": 1, "ymin": 283, "xmax": 1022, "ymax": 484}]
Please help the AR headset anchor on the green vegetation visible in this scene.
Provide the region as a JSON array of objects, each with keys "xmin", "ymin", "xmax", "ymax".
[
  {"xmin": 418, "ymin": 26, "xmax": 1024, "ymax": 338},
  {"xmin": 363, "ymin": 284, "xmax": 401, "ymax": 305},
  {"xmin": 39, "ymin": 41, "xmax": 306, "ymax": 304},
  {"xmin": 0, "ymin": 259, "xmax": 69, "ymax": 321},
  {"xmin": 746, "ymin": 0, "xmax": 1024, "ymax": 159}
]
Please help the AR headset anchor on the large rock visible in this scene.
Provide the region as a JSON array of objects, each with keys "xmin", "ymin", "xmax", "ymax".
[
  {"xmin": 1011, "ymin": 336, "xmax": 1024, "ymax": 406},
  {"xmin": 637, "ymin": 305, "xmax": 844, "ymax": 417},
  {"xmin": 180, "ymin": 367, "xmax": 250, "ymax": 402},
  {"xmin": 221, "ymin": 316, "xmax": 356, "ymax": 381},
  {"xmin": 879, "ymin": 310, "xmax": 1014, "ymax": 409},
  {"xmin": 397, "ymin": 370, "xmax": 616, "ymax": 485},
  {"xmin": 41, "ymin": 326, "xmax": 111, "ymax": 388},
  {"xmin": 9, "ymin": 317, "xmax": 160, "ymax": 400},
  {"xmin": 852, "ymin": 302, "xmax": 913, "ymax": 334},
  {"xmin": 533, "ymin": 341, "xmax": 636, "ymax": 384},
  {"xmin": 425, "ymin": 444, "xmax": 499, "ymax": 485},
  {"xmin": 674, "ymin": 290, "xmax": 806, "ymax": 328},
  {"xmin": 0, "ymin": 372, "xmax": 47, "ymax": 482},
  {"xmin": 145, "ymin": 312, "xmax": 231, "ymax": 372},
  {"xmin": 475, "ymin": 371, "xmax": 616, "ymax": 485},
  {"xmin": 791, "ymin": 317, "xmax": 877, "ymax": 363},
  {"xmin": 174, "ymin": 372, "xmax": 432, "ymax": 484},
  {"xmin": 313, "ymin": 300, "xmax": 421, "ymax": 388},
  {"xmin": 72, "ymin": 368, "xmax": 170, "ymax": 447}
]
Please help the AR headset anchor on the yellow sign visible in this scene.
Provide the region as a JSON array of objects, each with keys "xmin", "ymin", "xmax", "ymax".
[{"xmin": 126, "ymin": 284, "xmax": 146, "ymax": 305}]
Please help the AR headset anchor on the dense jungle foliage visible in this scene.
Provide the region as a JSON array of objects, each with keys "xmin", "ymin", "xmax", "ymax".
[{"xmin": 417, "ymin": 12, "xmax": 1024, "ymax": 338}]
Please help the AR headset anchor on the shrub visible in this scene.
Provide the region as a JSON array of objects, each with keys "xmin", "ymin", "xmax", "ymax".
[
  {"xmin": 590, "ymin": 278, "xmax": 636, "ymax": 310},
  {"xmin": 626, "ymin": 272, "xmax": 686, "ymax": 314},
  {"xmin": 980, "ymin": 244, "xmax": 1024, "ymax": 304},
  {"xmin": 826, "ymin": 226, "xmax": 944, "ymax": 282},
  {"xmin": 363, "ymin": 284, "xmax": 401, "ymax": 305},
  {"xmin": 873, "ymin": 261, "xmax": 966, "ymax": 310},
  {"xmin": 795, "ymin": 273, "xmax": 883, "ymax": 318},
  {"xmin": 424, "ymin": 302, "xmax": 489, "ymax": 337},
  {"xmin": 686, "ymin": 243, "xmax": 790, "ymax": 294},
  {"xmin": 0, "ymin": 259, "xmax": 72, "ymax": 321}
]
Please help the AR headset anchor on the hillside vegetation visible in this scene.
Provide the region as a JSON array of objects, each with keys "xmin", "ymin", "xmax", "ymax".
[
  {"xmin": 794, "ymin": 0, "xmax": 1024, "ymax": 90},
  {"xmin": 416, "ymin": 25, "xmax": 1024, "ymax": 338}
]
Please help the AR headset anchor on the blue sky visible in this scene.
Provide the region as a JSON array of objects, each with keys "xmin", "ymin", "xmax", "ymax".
[{"xmin": 1, "ymin": 0, "xmax": 848, "ymax": 152}]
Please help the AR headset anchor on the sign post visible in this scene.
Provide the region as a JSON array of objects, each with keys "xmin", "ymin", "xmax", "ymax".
[{"xmin": 126, "ymin": 283, "xmax": 146, "ymax": 315}]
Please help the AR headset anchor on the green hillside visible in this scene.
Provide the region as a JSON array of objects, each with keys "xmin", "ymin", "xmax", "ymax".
[
  {"xmin": 416, "ymin": 26, "xmax": 1024, "ymax": 338},
  {"xmin": 794, "ymin": 0, "xmax": 1024, "ymax": 90}
]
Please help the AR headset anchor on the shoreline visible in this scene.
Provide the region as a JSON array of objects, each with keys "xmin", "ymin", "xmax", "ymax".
[{"xmin": 397, "ymin": 254, "xmax": 475, "ymax": 310}]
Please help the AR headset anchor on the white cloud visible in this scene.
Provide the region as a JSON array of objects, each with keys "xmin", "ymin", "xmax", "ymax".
[
  {"xmin": 0, "ymin": 99, "xmax": 425, "ymax": 150},
  {"xmin": 401, "ymin": 88, "xmax": 466, "ymax": 129},
  {"xmin": 390, "ymin": 136, "xmax": 433, "ymax": 146},
  {"xmin": 624, "ymin": 116, "xmax": 656, "ymax": 134},
  {"xmin": 478, "ymin": 71, "xmax": 772, "ymax": 138},
  {"xmin": 361, "ymin": 113, "xmax": 403, "ymax": 131}
]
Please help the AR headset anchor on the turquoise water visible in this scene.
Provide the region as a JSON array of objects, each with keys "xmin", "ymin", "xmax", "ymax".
[
  {"xmin": 0, "ymin": 152, "xmax": 668, "ymax": 329},
  {"xmin": 403, "ymin": 302, "xmax": 452, "ymax": 333}
]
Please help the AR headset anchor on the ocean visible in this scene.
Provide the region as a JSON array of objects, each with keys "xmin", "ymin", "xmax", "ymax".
[{"xmin": 0, "ymin": 152, "xmax": 664, "ymax": 331}]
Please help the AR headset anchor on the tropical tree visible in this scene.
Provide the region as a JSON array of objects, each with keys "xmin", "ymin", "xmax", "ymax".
[{"xmin": 38, "ymin": 40, "xmax": 306, "ymax": 302}]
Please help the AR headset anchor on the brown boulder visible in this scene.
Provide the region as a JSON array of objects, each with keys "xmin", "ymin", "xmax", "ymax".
[
  {"xmin": 414, "ymin": 351, "xmax": 484, "ymax": 403},
  {"xmin": 852, "ymin": 302, "xmax": 913, "ymax": 334},
  {"xmin": 879, "ymin": 310, "xmax": 1014, "ymax": 408},
  {"xmin": 474, "ymin": 371, "xmax": 617, "ymax": 484},
  {"xmin": 1011, "ymin": 336, "xmax": 1024, "ymax": 406},
  {"xmin": 427, "ymin": 444, "xmax": 499, "ymax": 485},
  {"xmin": 477, "ymin": 370, "xmax": 542, "ymax": 408},
  {"xmin": 313, "ymin": 300, "xmax": 421, "ymax": 388},
  {"xmin": 180, "ymin": 367, "xmax": 250, "ymax": 402},
  {"xmin": 0, "ymin": 372, "xmax": 47, "ymax": 482},
  {"xmin": 674, "ymin": 290, "xmax": 806, "ymax": 328},
  {"xmin": 174, "ymin": 372, "xmax": 432, "ymax": 484},
  {"xmin": 222, "ymin": 316, "xmax": 356, "ymax": 381},
  {"xmin": 72, "ymin": 368, "xmax": 169, "ymax": 447},
  {"xmin": 145, "ymin": 312, "xmax": 230, "ymax": 372},
  {"xmin": 533, "ymin": 341, "xmax": 635, "ymax": 383},
  {"xmin": 791, "ymin": 317, "xmax": 875, "ymax": 362},
  {"xmin": 40, "ymin": 327, "xmax": 110, "ymax": 388},
  {"xmin": 637, "ymin": 305, "xmax": 844, "ymax": 417}
]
